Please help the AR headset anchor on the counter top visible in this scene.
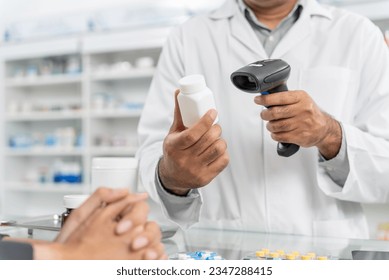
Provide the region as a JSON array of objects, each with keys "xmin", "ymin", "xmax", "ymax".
[
  {"xmin": 165, "ymin": 227, "xmax": 389, "ymax": 260},
  {"xmin": 2, "ymin": 216, "xmax": 389, "ymax": 260}
]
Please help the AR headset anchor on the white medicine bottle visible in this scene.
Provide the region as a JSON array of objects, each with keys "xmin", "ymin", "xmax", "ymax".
[{"xmin": 178, "ymin": 74, "xmax": 218, "ymax": 128}]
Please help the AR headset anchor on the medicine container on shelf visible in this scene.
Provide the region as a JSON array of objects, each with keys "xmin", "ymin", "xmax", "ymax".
[{"xmin": 0, "ymin": 29, "xmax": 167, "ymax": 217}]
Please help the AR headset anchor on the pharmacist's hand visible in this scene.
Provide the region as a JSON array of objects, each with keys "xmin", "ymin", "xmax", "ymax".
[
  {"xmin": 255, "ymin": 90, "xmax": 342, "ymax": 159},
  {"xmin": 158, "ymin": 90, "xmax": 229, "ymax": 196},
  {"xmin": 35, "ymin": 195, "xmax": 166, "ymax": 260},
  {"xmin": 55, "ymin": 188, "xmax": 148, "ymax": 243}
]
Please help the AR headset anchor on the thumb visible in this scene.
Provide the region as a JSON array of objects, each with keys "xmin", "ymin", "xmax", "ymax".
[{"xmin": 170, "ymin": 89, "xmax": 186, "ymax": 132}]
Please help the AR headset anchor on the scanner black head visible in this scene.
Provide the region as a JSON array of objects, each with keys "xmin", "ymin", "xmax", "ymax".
[{"xmin": 230, "ymin": 59, "xmax": 291, "ymax": 93}]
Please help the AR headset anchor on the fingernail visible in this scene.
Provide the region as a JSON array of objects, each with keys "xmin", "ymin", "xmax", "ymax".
[
  {"xmin": 116, "ymin": 220, "xmax": 132, "ymax": 234},
  {"xmin": 145, "ymin": 250, "xmax": 158, "ymax": 260},
  {"xmin": 132, "ymin": 237, "xmax": 149, "ymax": 250},
  {"xmin": 254, "ymin": 96, "xmax": 261, "ymax": 103},
  {"xmin": 209, "ymin": 109, "xmax": 217, "ymax": 119}
]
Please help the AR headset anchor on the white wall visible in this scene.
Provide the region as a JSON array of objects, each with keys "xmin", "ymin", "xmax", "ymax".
[{"xmin": 0, "ymin": 0, "xmax": 225, "ymax": 23}]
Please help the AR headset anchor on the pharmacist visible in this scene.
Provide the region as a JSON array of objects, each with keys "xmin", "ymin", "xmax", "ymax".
[{"xmin": 137, "ymin": 0, "xmax": 389, "ymax": 239}]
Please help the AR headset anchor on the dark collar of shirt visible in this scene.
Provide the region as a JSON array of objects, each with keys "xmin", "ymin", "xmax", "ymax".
[{"xmin": 237, "ymin": 0, "xmax": 304, "ymax": 56}]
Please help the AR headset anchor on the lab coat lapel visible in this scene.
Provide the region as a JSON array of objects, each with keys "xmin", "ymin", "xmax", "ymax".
[
  {"xmin": 271, "ymin": 0, "xmax": 332, "ymax": 59},
  {"xmin": 210, "ymin": 0, "xmax": 267, "ymax": 59},
  {"xmin": 271, "ymin": 8, "xmax": 311, "ymax": 59},
  {"xmin": 230, "ymin": 10, "xmax": 268, "ymax": 59}
]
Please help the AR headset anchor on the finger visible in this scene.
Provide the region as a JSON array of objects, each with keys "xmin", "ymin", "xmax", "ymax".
[
  {"xmin": 271, "ymin": 130, "xmax": 298, "ymax": 144},
  {"xmin": 266, "ymin": 118, "xmax": 297, "ymax": 133},
  {"xmin": 56, "ymin": 188, "xmax": 129, "ymax": 242},
  {"xmin": 100, "ymin": 193, "xmax": 149, "ymax": 221},
  {"xmin": 119, "ymin": 224, "xmax": 146, "ymax": 250},
  {"xmin": 116, "ymin": 201, "xmax": 149, "ymax": 235},
  {"xmin": 60, "ymin": 206, "xmax": 106, "ymax": 243},
  {"xmin": 260, "ymin": 104, "xmax": 299, "ymax": 121},
  {"xmin": 175, "ymin": 109, "xmax": 218, "ymax": 149},
  {"xmin": 190, "ymin": 124, "xmax": 222, "ymax": 156},
  {"xmin": 131, "ymin": 222, "xmax": 162, "ymax": 251},
  {"xmin": 143, "ymin": 243, "xmax": 165, "ymax": 260},
  {"xmin": 170, "ymin": 89, "xmax": 186, "ymax": 132},
  {"xmin": 159, "ymin": 254, "xmax": 169, "ymax": 260},
  {"xmin": 76, "ymin": 188, "xmax": 128, "ymax": 218},
  {"xmin": 254, "ymin": 91, "xmax": 300, "ymax": 107},
  {"xmin": 208, "ymin": 152, "xmax": 230, "ymax": 172},
  {"xmin": 198, "ymin": 139, "xmax": 228, "ymax": 165}
]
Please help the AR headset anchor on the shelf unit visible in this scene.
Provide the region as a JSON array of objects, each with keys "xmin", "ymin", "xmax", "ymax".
[
  {"xmin": 4, "ymin": 148, "xmax": 84, "ymax": 157},
  {"xmin": 5, "ymin": 75, "xmax": 83, "ymax": 88},
  {"xmin": 90, "ymin": 68, "xmax": 155, "ymax": 82},
  {"xmin": 0, "ymin": 28, "xmax": 169, "ymax": 217},
  {"xmin": 5, "ymin": 111, "xmax": 84, "ymax": 121},
  {"xmin": 4, "ymin": 182, "xmax": 86, "ymax": 193}
]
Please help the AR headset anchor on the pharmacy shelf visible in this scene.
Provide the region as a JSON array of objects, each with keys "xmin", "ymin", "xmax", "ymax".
[
  {"xmin": 90, "ymin": 110, "xmax": 142, "ymax": 119},
  {"xmin": 90, "ymin": 68, "xmax": 155, "ymax": 81},
  {"xmin": 5, "ymin": 148, "xmax": 84, "ymax": 157},
  {"xmin": 5, "ymin": 111, "xmax": 84, "ymax": 121},
  {"xmin": 83, "ymin": 28, "xmax": 170, "ymax": 54},
  {"xmin": 0, "ymin": 37, "xmax": 80, "ymax": 60},
  {"xmin": 4, "ymin": 182, "xmax": 87, "ymax": 193},
  {"xmin": 5, "ymin": 75, "xmax": 82, "ymax": 88},
  {"xmin": 90, "ymin": 146, "xmax": 138, "ymax": 156},
  {"xmin": 0, "ymin": 29, "xmax": 164, "ymax": 218}
]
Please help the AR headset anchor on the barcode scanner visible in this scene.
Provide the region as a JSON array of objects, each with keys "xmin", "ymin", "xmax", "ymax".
[{"xmin": 230, "ymin": 59, "xmax": 300, "ymax": 157}]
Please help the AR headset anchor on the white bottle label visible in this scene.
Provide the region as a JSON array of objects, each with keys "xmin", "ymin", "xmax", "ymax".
[{"xmin": 178, "ymin": 75, "xmax": 218, "ymax": 128}]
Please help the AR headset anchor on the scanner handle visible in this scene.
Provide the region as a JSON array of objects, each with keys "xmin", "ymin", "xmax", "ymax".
[
  {"xmin": 268, "ymin": 83, "xmax": 288, "ymax": 94},
  {"xmin": 264, "ymin": 83, "xmax": 300, "ymax": 157}
]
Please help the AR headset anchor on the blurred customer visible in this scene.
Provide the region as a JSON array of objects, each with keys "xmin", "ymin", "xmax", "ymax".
[{"xmin": 0, "ymin": 188, "xmax": 166, "ymax": 260}]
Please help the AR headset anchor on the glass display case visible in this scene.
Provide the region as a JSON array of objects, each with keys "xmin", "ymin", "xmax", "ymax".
[{"xmin": 2, "ymin": 217, "xmax": 389, "ymax": 260}]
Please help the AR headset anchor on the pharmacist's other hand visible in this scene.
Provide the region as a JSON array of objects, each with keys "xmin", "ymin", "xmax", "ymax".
[
  {"xmin": 55, "ymin": 188, "xmax": 148, "ymax": 243},
  {"xmin": 35, "ymin": 196, "xmax": 166, "ymax": 260},
  {"xmin": 158, "ymin": 90, "xmax": 229, "ymax": 196},
  {"xmin": 255, "ymin": 90, "xmax": 342, "ymax": 159}
]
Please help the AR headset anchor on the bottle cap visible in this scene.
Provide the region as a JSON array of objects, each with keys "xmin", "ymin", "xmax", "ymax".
[
  {"xmin": 63, "ymin": 194, "xmax": 89, "ymax": 209},
  {"xmin": 317, "ymin": 256, "xmax": 328, "ymax": 260},
  {"xmin": 269, "ymin": 252, "xmax": 280, "ymax": 258},
  {"xmin": 92, "ymin": 157, "xmax": 138, "ymax": 170},
  {"xmin": 179, "ymin": 74, "xmax": 206, "ymax": 94},
  {"xmin": 301, "ymin": 255, "xmax": 312, "ymax": 260}
]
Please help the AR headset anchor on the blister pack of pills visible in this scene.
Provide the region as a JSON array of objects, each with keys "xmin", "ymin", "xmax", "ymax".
[{"xmin": 170, "ymin": 251, "xmax": 224, "ymax": 260}]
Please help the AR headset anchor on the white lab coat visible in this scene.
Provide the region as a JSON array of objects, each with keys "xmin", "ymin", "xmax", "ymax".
[{"xmin": 137, "ymin": 0, "xmax": 389, "ymax": 239}]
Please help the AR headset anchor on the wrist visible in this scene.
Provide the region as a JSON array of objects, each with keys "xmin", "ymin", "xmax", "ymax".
[
  {"xmin": 33, "ymin": 243, "xmax": 68, "ymax": 260},
  {"xmin": 158, "ymin": 157, "xmax": 190, "ymax": 196},
  {"xmin": 317, "ymin": 115, "xmax": 342, "ymax": 160}
]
